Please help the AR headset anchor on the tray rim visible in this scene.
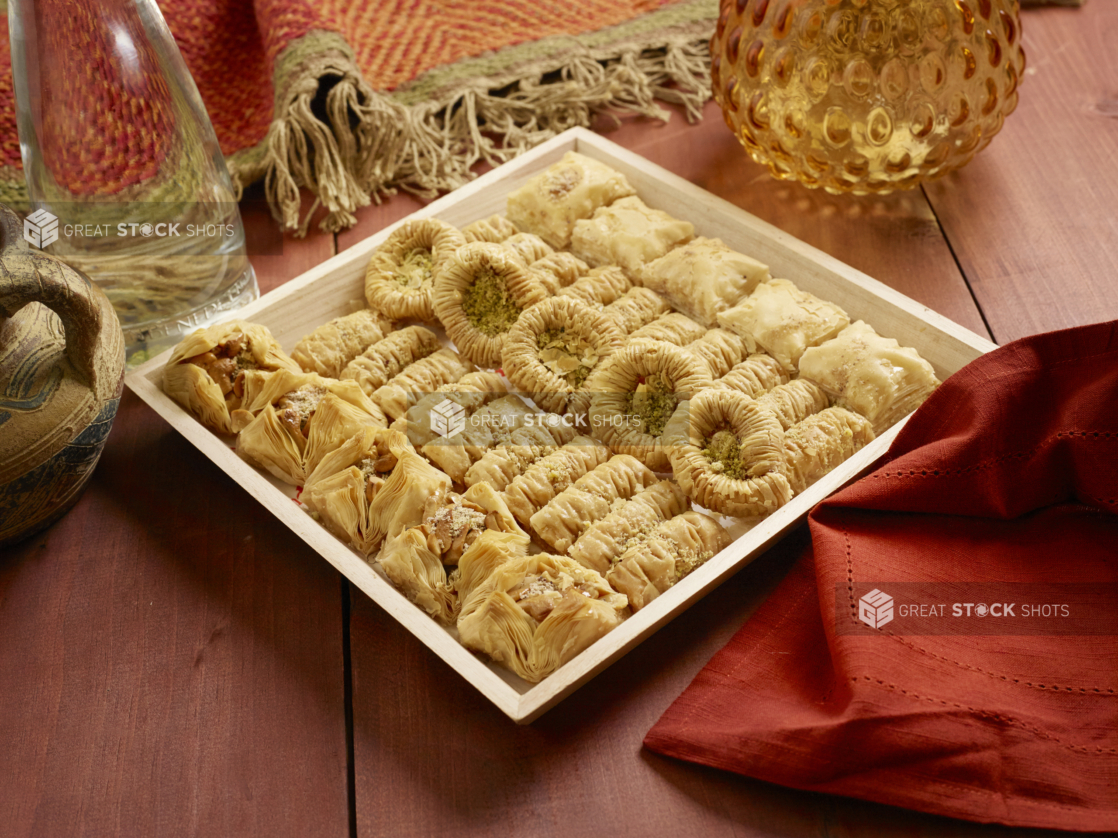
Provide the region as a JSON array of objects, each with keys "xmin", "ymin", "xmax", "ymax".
[{"xmin": 126, "ymin": 126, "xmax": 998, "ymax": 723}]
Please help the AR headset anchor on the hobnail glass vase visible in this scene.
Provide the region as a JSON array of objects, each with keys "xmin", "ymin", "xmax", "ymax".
[
  {"xmin": 710, "ymin": 0, "xmax": 1026, "ymax": 194},
  {"xmin": 8, "ymin": 0, "xmax": 259, "ymax": 364}
]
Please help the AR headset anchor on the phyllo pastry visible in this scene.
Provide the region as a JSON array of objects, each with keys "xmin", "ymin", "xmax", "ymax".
[
  {"xmin": 606, "ymin": 511, "xmax": 732, "ymax": 611},
  {"xmin": 392, "ymin": 371, "xmax": 507, "ymax": 448},
  {"xmin": 364, "ymin": 218, "xmax": 466, "ymax": 321},
  {"xmin": 663, "ymin": 387, "xmax": 792, "ymax": 517},
  {"xmin": 365, "ymin": 448, "xmax": 454, "ymax": 549},
  {"xmin": 501, "ymin": 232, "xmax": 554, "ymax": 266},
  {"xmin": 628, "ymin": 313, "xmax": 708, "ymax": 347},
  {"xmin": 291, "ymin": 309, "xmax": 393, "ymax": 378},
  {"xmin": 586, "ymin": 340, "xmax": 713, "ymax": 471},
  {"xmin": 163, "ymin": 320, "xmax": 301, "ymax": 435},
  {"xmin": 710, "ymin": 353, "xmax": 790, "ymax": 397},
  {"xmin": 529, "ymin": 455, "xmax": 659, "ymax": 553},
  {"xmin": 457, "ymin": 553, "xmax": 629, "ymax": 683},
  {"xmin": 462, "ymin": 214, "xmax": 519, "ymax": 244},
  {"xmin": 464, "ymin": 420, "xmax": 577, "ymax": 491},
  {"xmin": 377, "ymin": 482, "xmax": 526, "ymax": 624},
  {"xmin": 501, "ymin": 296, "xmax": 625, "ymax": 415},
  {"xmin": 233, "ymin": 369, "xmax": 388, "ymax": 486},
  {"xmin": 637, "ymin": 237, "xmax": 770, "ymax": 327},
  {"xmin": 570, "ymin": 196, "xmax": 694, "ymax": 278},
  {"xmin": 300, "ymin": 426, "xmax": 415, "ymax": 555},
  {"xmin": 783, "ymin": 406, "xmax": 875, "ymax": 493},
  {"xmin": 420, "ymin": 394, "xmax": 539, "ymax": 482},
  {"xmin": 501, "ymin": 437, "xmax": 613, "ymax": 527},
  {"xmin": 432, "ymin": 241, "xmax": 548, "ymax": 367},
  {"xmin": 372, "ymin": 348, "xmax": 476, "ymax": 421},
  {"xmin": 686, "ymin": 328, "xmax": 755, "ymax": 379},
  {"xmin": 505, "ymin": 150, "xmax": 637, "ymax": 249},
  {"xmin": 525, "ymin": 252, "xmax": 588, "ymax": 295},
  {"xmin": 567, "ymin": 480, "xmax": 689, "ymax": 575},
  {"xmin": 754, "ymin": 380, "xmax": 831, "ymax": 430},
  {"xmin": 603, "ymin": 287, "xmax": 672, "ymax": 335},
  {"xmin": 716, "ymin": 279, "xmax": 850, "ymax": 372},
  {"xmin": 797, "ymin": 320, "xmax": 941, "ymax": 435},
  {"xmin": 340, "ymin": 325, "xmax": 442, "ymax": 397},
  {"xmin": 451, "ymin": 530, "xmax": 531, "ymax": 610},
  {"xmin": 556, "ymin": 265, "xmax": 632, "ymax": 307}
]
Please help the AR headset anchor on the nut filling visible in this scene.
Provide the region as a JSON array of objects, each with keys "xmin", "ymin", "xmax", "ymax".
[
  {"xmin": 186, "ymin": 334, "xmax": 256, "ymax": 402},
  {"xmin": 537, "ymin": 328, "xmax": 598, "ymax": 388},
  {"xmin": 276, "ymin": 385, "xmax": 327, "ymax": 438},
  {"xmin": 395, "ymin": 248, "xmax": 434, "ymax": 289},
  {"xmin": 629, "ymin": 372, "xmax": 678, "ymax": 438},
  {"xmin": 702, "ymin": 429, "xmax": 751, "ymax": 479},
  {"xmin": 462, "ymin": 268, "xmax": 522, "ymax": 337}
]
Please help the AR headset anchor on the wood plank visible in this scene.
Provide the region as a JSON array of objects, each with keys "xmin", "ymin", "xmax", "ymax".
[
  {"xmin": 923, "ymin": 3, "xmax": 1118, "ymax": 343},
  {"xmin": 0, "ymin": 196, "xmax": 349, "ymax": 837}
]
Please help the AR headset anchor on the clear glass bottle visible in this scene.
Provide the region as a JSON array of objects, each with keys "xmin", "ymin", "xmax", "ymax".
[
  {"xmin": 8, "ymin": 0, "xmax": 259, "ymax": 364},
  {"xmin": 711, "ymin": 0, "xmax": 1026, "ymax": 195}
]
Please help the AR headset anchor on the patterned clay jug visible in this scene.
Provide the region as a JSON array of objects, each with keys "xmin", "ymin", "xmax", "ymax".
[
  {"xmin": 710, "ymin": 0, "xmax": 1026, "ymax": 194},
  {"xmin": 0, "ymin": 204, "xmax": 126, "ymax": 546}
]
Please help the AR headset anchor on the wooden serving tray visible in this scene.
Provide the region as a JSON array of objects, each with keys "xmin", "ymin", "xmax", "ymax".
[{"xmin": 126, "ymin": 127, "xmax": 996, "ymax": 723}]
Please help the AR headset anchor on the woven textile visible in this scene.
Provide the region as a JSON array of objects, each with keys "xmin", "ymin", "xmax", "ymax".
[{"xmin": 0, "ymin": 0, "xmax": 717, "ymax": 232}]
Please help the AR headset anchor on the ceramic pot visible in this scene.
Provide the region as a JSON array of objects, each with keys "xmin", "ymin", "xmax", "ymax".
[{"xmin": 0, "ymin": 203, "xmax": 126, "ymax": 546}]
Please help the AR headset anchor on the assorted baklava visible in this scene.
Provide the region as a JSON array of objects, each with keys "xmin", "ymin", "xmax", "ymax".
[{"xmin": 164, "ymin": 153, "xmax": 941, "ymax": 684}]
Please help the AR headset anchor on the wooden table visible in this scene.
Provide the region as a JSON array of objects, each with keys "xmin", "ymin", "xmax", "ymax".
[{"xmin": 3, "ymin": 4, "xmax": 1115, "ymax": 836}]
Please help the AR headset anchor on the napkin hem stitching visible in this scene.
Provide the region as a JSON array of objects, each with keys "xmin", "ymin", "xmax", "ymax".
[{"xmin": 852, "ymin": 675, "xmax": 1118, "ymax": 756}]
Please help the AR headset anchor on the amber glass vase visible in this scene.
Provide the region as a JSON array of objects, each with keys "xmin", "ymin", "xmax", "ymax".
[{"xmin": 710, "ymin": 0, "xmax": 1026, "ymax": 194}]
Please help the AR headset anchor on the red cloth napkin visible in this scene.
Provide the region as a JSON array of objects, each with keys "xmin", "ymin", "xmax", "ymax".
[{"xmin": 645, "ymin": 320, "xmax": 1118, "ymax": 831}]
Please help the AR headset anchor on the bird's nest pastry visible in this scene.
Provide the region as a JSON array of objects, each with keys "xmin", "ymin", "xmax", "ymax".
[
  {"xmin": 586, "ymin": 340, "xmax": 713, "ymax": 471},
  {"xmin": 501, "ymin": 296, "xmax": 625, "ymax": 415},
  {"xmin": 663, "ymin": 386, "xmax": 793, "ymax": 517},
  {"xmin": 365, "ymin": 219, "xmax": 466, "ymax": 321},
  {"xmin": 432, "ymin": 241, "xmax": 548, "ymax": 367}
]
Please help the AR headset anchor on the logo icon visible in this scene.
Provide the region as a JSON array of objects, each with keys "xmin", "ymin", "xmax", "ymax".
[
  {"xmin": 429, "ymin": 397, "xmax": 466, "ymax": 438},
  {"xmin": 23, "ymin": 209, "xmax": 59, "ymax": 249},
  {"xmin": 858, "ymin": 588, "xmax": 894, "ymax": 629}
]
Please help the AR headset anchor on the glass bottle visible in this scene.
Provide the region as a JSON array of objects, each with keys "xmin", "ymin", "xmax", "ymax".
[
  {"xmin": 710, "ymin": 0, "xmax": 1026, "ymax": 194},
  {"xmin": 8, "ymin": 0, "xmax": 259, "ymax": 364}
]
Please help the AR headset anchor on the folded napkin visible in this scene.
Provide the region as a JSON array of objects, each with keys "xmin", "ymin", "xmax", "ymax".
[{"xmin": 645, "ymin": 320, "xmax": 1118, "ymax": 831}]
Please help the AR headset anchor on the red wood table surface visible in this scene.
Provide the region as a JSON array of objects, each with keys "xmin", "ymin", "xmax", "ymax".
[{"xmin": 2, "ymin": 4, "xmax": 1115, "ymax": 836}]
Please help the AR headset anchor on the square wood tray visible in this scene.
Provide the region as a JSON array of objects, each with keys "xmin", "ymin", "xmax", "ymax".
[{"xmin": 126, "ymin": 127, "xmax": 996, "ymax": 723}]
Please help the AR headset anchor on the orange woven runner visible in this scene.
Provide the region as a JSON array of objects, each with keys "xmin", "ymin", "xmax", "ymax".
[{"xmin": 0, "ymin": 0, "xmax": 717, "ymax": 232}]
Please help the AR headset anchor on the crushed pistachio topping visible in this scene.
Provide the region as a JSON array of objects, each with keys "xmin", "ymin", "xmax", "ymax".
[
  {"xmin": 703, "ymin": 429, "xmax": 750, "ymax": 480},
  {"xmin": 672, "ymin": 546, "xmax": 714, "ymax": 583},
  {"xmin": 394, "ymin": 248, "xmax": 434, "ymax": 290},
  {"xmin": 537, "ymin": 328, "xmax": 599, "ymax": 387},
  {"xmin": 629, "ymin": 372, "xmax": 677, "ymax": 437},
  {"xmin": 462, "ymin": 267, "xmax": 521, "ymax": 336}
]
